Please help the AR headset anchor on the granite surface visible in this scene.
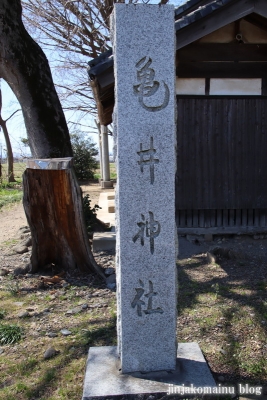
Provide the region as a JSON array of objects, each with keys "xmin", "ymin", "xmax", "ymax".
[{"xmin": 112, "ymin": 4, "xmax": 177, "ymax": 373}]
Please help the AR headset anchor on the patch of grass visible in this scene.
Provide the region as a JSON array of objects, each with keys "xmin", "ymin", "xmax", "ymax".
[
  {"xmin": 81, "ymin": 315, "xmax": 116, "ymax": 347},
  {"xmin": 18, "ymin": 358, "xmax": 38, "ymax": 376},
  {"xmin": 241, "ymin": 358, "xmax": 267, "ymax": 376},
  {"xmin": 5, "ymin": 280, "xmax": 21, "ymax": 296},
  {"xmin": 0, "ymin": 163, "xmax": 25, "ymax": 209},
  {"xmin": 0, "ymin": 310, "xmax": 6, "ymax": 319},
  {"xmin": 15, "ymin": 382, "xmax": 29, "ymax": 393},
  {"xmin": 44, "ymin": 368, "xmax": 57, "ymax": 383},
  {"xmin": 0, "ymin": 323, "xmax": 23, "ymax": 345},
  {"xmin": 0, "ymin": 189, "xmax": 23, "ymax": 209},
  {"xmin": 1, "ymin": 238, "xmax": 18, "ymax": 248}
]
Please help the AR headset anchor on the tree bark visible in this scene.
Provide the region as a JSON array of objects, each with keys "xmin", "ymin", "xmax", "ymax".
[
  {"xmin": 0, "ymin": 0, "xmax": 73, "ymax": 158},
  {"xmin": 23, "ymin": 162, "xmax": 105, "ymax": 278},
  {"xmin": 0, "ymin": 116, "xmax": 15, "ymax": 182},
  {"xmin": 0, "ymin": 88, "xmax": 15, "ymax": 182}
]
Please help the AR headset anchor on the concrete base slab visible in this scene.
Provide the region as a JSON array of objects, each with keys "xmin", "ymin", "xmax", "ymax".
[
  {"xmin": 82, "ymin": 344, "xmax": 216, "ymax": 399},
  {"xmin": 96, "ymin": 192, "xmax": 116, "ymax": 226},
  {"xmin": 99, "ymin": 192, "xmax": 115, "ymax": 201},
  {"xmin": 108, "ymin": 202, "xmax": 115, "ymax": 213},
  {"xmin": 101, "ymin": 180, "xmax": 114, "ymax": 188},
  {"xmin": 93, "ymin": 232, "xmax": 116, "ymax": 252}
]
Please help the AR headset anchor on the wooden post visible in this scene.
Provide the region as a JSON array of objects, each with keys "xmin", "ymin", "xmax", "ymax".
[{"xmin": 23, "ymin": 157, "xmax": 105, "ymax": 278}]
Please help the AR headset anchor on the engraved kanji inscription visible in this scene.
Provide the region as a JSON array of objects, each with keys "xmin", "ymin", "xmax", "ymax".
[
  {"xmin": 132, "ymin": 212, "xmax": 160, "ymax": 254},
  {"xmin": 133, "ymin": 56, "xmax": 169, "ymax": 112},
  {"xmin": 131, "ymin": 280, "xmax": 163, "ymax": 317},
  {"xmin": 137, "ymin": 137, "xmax": 159, "ymax": 184}
]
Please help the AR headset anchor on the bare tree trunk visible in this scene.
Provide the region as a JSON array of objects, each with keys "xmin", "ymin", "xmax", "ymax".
[
  {"xmin": 0, "ymin": 87, "xmax": 15, "ymax": 182},
  {"xmin": 0, "ymin": 115, "xmax": 15, "ymax": 182},
  {"xmin": 0, "ymin": 0, "xmax": 104, "ymax": 278}
]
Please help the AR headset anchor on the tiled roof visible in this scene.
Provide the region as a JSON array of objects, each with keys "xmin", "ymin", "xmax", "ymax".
[
  {"xmin": 88, "ymin": 0, "xmax": 238, "ymax": 80},
  {"xmin": 175, "ymin": 0, "xmax": 233, "ymax": 31}
]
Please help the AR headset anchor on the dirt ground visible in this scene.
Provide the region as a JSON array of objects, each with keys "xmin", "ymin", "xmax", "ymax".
[
  {"xmin": 0, "ymin": 183, "xmax": 102, "ymax": 247},
  {"xmin": 1, "ymin": 183, "xmax": 267, "ymax": 396}
]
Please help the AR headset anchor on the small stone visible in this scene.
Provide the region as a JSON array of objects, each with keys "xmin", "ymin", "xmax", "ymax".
[
  {"xmin": 13, "ymin": 245, "xmax": 29, "ymax": 254},
  {"xmin": 107, "ymin": 283, "xmax": 116, "ymax": 290},
  {"xmin": 13, "ymin": 267, "xmax": 25, "ymax": 276},
  {"xmin": 0, "ymin": 268, "xmax": 9, "ymax": 276},
  {"xmin": 44, "ymin": 347, "xmax": 58, "ymax": 359},
  {"xmin": 18, "ymin": 311, "xmax": 30, "ymax": 318},
  {"xmin": 25, "ymin": 273, "xmax": 33, "ymax": 278},
  {"xmin": 62, "ymin": 283, "xmax": 69, "ymax": 288},
  {"xmin": 14, "ymin": 302, "xmax": 24, "ymax": 306},
  {"xmin": 65, "ymin": 310, "xmax": 73, "ymax": 315},
  {"xmin": 204, "ymin": 234, "xmax": 213, "ymax": 242},
  {"xmin": 21, "ymin": 237, "xmax": 32, "ymax": 247},
  {"xmin": 20, "ymin": 233, "xmax": 30, "ymax": 240},
  {"xmin": 19, "ymin": 225, "xmax": 29, "ymax": 232},
  {"xmin": 46, "ymin": 332, "xmax": 58, "ymax": 338},
  {"xmin": 106, "ymin": 274, "xmax": 116, "ymax": 284},
  {"xmin": 186, "ymin": 234, "xmax": 202, "ymax": 245},
  {"xmin": 219, "ymin": 348, "xmax": 226, "ymax": 355},
  {"xmin": 82, "ymin": 304, "xmax": 88, "ymax": 310},
  {"xmin": 71, "ymin": 306, "xmax": 82, "ymax": 314},
  {"xmin": 105, "ymin": 267, "xmax": 115, "ymax": 276},
  {"xmin": 207, "ymin": 252, "xmax": 216, "ymax": 264},
  {"xmin": 61, "ymin": 329, "xmax": 72, "ymax": 336}
]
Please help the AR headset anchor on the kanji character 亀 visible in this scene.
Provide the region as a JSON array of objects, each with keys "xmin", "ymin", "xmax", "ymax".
[{"xmin": 133, "ymin": 56, "xmax": 169, "ymax": 112}]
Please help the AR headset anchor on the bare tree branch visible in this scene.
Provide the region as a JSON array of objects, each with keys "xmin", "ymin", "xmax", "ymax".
[{"xmin": 5, "ymin": 109, "xmax": 22, "ymax": 122}]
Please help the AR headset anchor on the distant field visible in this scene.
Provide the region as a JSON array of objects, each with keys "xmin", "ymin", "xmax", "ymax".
[
  {"xmin": 0, "ymin": 161, "xmax": 26, "ymax": 182},
  {"xmin": 1, "ymin": 161, "xmax": 117, "ymax": 182},
  {"xmin": 94, "ymin": 162, "xmax": 117, "ymax": 180}
]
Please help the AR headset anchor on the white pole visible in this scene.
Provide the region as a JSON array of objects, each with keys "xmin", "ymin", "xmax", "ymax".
[
  {"xmin": 101, "ymin": 125, "xmax": 110, "ymax": 182},
  {"xmin": 95, "ymin": 119, "xmax": 103, "ymax": 181}
]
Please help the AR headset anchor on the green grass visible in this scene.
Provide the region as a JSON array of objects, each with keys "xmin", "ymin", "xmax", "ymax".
[
  {"xmin": 0, "ymin": 188, "xmax": 23, "ymax": 209},
  {"xmin": 0, "ymin": 323, "xmax": 23, "ymax": 345},
  {"xmin": 0, "ymin": 162, "xmax": 25, "ymax": 208}
]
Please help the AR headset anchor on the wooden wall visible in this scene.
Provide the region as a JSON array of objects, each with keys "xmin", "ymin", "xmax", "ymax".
[{"xmin": 176, "ymin": 96, "xmax": 267, "ymax": 232}]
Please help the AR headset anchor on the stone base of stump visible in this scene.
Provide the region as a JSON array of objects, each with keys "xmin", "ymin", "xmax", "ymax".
[{"xmin": 82, "ymin": 344, "xmax": 216, "ymax": 399}]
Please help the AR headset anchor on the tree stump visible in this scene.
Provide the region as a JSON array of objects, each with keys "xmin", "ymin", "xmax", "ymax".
[{"xmin": 23, "ymin": 158, "xmax": 105, "ymax": 279}]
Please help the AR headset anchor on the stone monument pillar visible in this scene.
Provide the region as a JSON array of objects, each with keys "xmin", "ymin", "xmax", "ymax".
[
  {"xmin": 82, "ymin": 5, "xmax": 216, "ymax": 398},
  {"xmin": 112, "ymin": 3, "xmax": 177, "ymax": 373}
]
